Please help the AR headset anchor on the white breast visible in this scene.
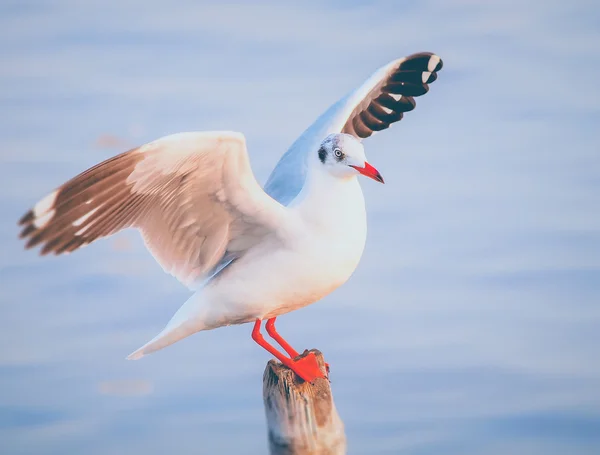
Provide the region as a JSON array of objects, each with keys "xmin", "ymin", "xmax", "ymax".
[{"xmin": 201, "ymin": 177, "xmax": 367, "ymax": 324}]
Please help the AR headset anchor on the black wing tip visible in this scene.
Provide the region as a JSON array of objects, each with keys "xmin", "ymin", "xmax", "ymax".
[
  {"xmin": 18, "ymin": 214, "xmax": 56, "ymax": 255},
  {"xmin": 20, "ymin": 228, "xmax": 71, "ymax": 256},
  {"xmin": 18, "ymin": 223, "xmax": 35, "ymax": 240},
  {"xmin": 18, "ymin": 210, "xmax": 34, "ymax": 226},
  {"xmin": 424, "ymin": 52, "xmax": 444, "ymax": 72},
  {"xmin": 401, "ymin": 52, "xmax": 444, "ymax": 74},
  {"xmin": 388, "ymin": 82, "xmax": 429, "ymax": 97},
  {"xmin": 425, "ymin": 71, "xmax": 438, "ymax": 84},
  {"xmin": 24, "ymin": 234, "xmax": 41, "ymax": 250}
]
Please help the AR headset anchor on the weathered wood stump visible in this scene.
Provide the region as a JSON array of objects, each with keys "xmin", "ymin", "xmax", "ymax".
[{"xmin": 262, "ymin": 349, "xmax": 346, "ymax": 455}]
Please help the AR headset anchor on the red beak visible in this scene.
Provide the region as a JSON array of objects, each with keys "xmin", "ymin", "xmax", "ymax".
[{"xmin": 350, "ymin": 162, "xmax": 385, "ymax": 184}]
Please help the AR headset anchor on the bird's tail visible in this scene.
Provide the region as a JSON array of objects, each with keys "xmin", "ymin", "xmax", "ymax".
[{"xmin": 126, "ymin": 292, "xmax": 211, "ymax": 360}]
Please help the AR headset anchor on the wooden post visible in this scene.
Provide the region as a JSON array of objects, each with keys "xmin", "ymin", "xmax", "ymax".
[{"xmin": 262, "ymin": 349, "xmax": 347, "ymax": 455}]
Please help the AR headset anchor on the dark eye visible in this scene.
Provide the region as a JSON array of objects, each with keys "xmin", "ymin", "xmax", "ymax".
[{"xmin": 334, "ymin": 148, "xmax": 343, "ymax": 158}]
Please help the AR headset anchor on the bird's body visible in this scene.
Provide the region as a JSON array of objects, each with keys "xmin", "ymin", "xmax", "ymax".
[
  {"xmin": 129, "ymin": 136, "xmax": 368, "ymax": 359},
  {"xmin": 215, "ymin": 173, "xmax": 366, "ymax": 323},
  {"xmin": 19, "ymin": 52, "xmax": 443, "ymax": 381}
]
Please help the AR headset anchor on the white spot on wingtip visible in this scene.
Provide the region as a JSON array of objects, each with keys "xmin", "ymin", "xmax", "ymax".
[
  {"xmin": 422, "ymin": 71, "xmax": 431, "ymax": 83},
  {"xmin": 33, "ymin": 190, "xmax": 58, "ymax": 217},
  {"xmin": 33, "ymin": 209, "xmax": 55, "ymax": 228},
  {"xmin": 427, "ymin": 55, "xmax": 440, "ymax": 72},
  {"xmin": 85, "ymin": 199, "xmax": 93, "ymax": 204},
  {"xmin": 381, "ymin": 105, "xmax": 393, "ymax": 114},
  {"xmin": 390, "ymin": 93, "xmax": 402, "ymax": 102},
  {"xmin": 73, "ymin": 206, "xmax": 100, "ymax": 227},
  {"xmin": 74, "ymin": 224, "xmax": 91, "ymax": 236}
]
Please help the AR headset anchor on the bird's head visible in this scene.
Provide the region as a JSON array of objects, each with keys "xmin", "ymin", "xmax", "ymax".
[{"xmin": 316, "ymin": 133, "xmax": 384, "ymax": 184}]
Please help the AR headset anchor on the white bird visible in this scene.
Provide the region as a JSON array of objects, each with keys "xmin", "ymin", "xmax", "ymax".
[{"xmin": 19, "ymin": 52, "xmax": 443, "ymax": 382}]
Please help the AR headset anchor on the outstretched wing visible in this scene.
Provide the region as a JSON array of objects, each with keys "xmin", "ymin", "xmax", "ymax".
[
  {"xmin": 265, "ymin": 52, "xmax": 443, "ymax": 205},
  {"xmin": 18, "ymin": 131, "xmax": 286, "ymax": 288},
  {"xmin": 340, "ymin": 52, "xmax": 443, "ymax": 139}
]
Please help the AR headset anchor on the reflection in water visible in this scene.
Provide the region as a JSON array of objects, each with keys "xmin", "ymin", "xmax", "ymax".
[{"xmin": 1, "ymin": 1, "xmax": 599, "ymax": 454}]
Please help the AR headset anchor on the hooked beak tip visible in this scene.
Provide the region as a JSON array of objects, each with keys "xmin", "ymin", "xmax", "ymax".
[{"xmin": 350, "ymin": 162, "xmax": 385, "ymax": 184}]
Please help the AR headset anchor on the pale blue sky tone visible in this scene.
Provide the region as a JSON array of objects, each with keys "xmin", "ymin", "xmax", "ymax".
[{"xmin": 1, "ymin": 1, "xmax": 599, "ymax": 454}]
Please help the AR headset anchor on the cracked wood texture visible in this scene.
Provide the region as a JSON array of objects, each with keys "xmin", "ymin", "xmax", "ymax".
[{"xmin": 262, "ymin": 350, "xmax": 346, "ymax": 455}]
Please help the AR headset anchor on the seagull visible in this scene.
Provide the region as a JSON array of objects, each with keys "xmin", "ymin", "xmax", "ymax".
[{"xmin": 18, "ymin": 52, "xmax": 443, "ymax": 382}]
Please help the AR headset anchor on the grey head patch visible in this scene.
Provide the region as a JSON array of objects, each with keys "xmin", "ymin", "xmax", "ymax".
[{"xmin": 317, "ymin": 134, "xmax": 345, "ymax": 164}]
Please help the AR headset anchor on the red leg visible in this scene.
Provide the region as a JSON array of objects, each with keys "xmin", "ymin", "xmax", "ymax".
[
  {"xmin": 265, "ymin": 317, "xmax": 300, "ymax": 358},
  {"xmin": 251, "ymin": 319, "xmax": 293, "ymax": 365},
  {"xmin": 251, "ymin": 319, "xmax": 324, "ymax": 383},
  {"xmin": 265, "ymin": 318, "xmax": 330, "ymax": 374}
]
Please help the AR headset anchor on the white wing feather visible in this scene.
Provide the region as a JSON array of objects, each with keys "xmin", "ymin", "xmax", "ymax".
[{"xmin": 19, "ymin": 131, "xmax": 287, "ymax": 288}]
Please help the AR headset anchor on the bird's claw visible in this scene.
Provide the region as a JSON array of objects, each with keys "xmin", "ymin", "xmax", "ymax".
[{"xmin": 290, "ymin": 352, "xmax": 327, "ymax": 383}]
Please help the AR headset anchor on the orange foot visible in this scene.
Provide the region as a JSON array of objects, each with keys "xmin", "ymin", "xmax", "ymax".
[
  {"xmin": 289, "ymin": 352, "xmax": 326, "ymax": 382},
  {"xmin": 252, "ymin": 318, "xmax": 327, "ymax": 383}
]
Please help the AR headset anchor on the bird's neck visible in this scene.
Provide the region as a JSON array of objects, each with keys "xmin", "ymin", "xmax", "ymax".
[{"xmin": 290, "ymin": 159, "xmax": 365, "ymax": 228}]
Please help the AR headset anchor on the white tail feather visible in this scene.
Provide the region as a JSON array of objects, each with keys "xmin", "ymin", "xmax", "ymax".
[{"xmin": 126, "ymin": 293, "xmax": 210, "ymax": 360}]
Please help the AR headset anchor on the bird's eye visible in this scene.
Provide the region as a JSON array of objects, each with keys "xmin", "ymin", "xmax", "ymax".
[{"xmin": 334, "ymin": 148, "xmax": 343, "ymax": 158}]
